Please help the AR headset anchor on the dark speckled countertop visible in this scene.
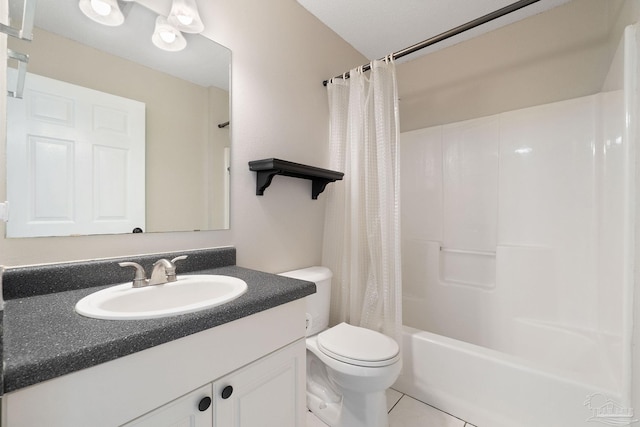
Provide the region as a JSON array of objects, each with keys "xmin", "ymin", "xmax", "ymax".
[{"xmin": 1, "ymin": 248, "xmax": 315, "ymax": 393}]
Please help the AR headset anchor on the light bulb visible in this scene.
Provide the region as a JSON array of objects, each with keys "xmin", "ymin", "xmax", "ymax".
[
  {"xmin": 79, "ymin": 0, "xmax": 124, "ymax": 26},
  {"xmin": 160, "ymin": 30, "xmax": 177, "ymax": 44},
  {"xmin": 90, "ymin": 0, "xmax": 111, "ymax": 16},
  {"xmin": 152, "ymin": 15, "xmax": 187, "ymax": 51},
  {"xmin": 177, "ymin": 14, "xmax": 193, "ymax": 26},
  {"xmin": 167, "ymin": 0, "xmax": 204, "ymax": 33}
]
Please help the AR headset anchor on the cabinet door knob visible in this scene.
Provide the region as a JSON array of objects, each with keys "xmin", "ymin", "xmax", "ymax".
[
  {"xmin": 198, "ymin": 396, "xmax": 212, "ymax": 412},
  {"xmin": 221, "ymin": 385, "xmax": 233, "ymax": 399}
]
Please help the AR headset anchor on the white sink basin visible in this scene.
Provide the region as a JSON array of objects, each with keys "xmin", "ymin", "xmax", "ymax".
[{"xmin": 75, "ymin": 275, "xmax": 248, "ymax": 320}]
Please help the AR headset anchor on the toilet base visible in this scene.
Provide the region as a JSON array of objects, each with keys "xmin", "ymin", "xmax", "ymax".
[
  {"xmin": 307, "ymin": 389, "xmax": 390, "ymax": 427},
  {"xmin": 340, "ymin": 390, "xmax": 389, "ymax": 427},
  {"xmin": 307, "ymin": 392, "xmax": 340, "ymax": 426}
]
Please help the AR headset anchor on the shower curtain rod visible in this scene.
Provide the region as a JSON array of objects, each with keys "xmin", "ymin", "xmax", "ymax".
[{"xmin": 322, "ymin": 0, "xmax": 541, "ymax": 86}]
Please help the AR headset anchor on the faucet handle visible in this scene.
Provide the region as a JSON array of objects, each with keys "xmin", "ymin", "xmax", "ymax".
[
  {"xmin": 166, "ymin": 255, "xmax": 188, "ymax": 282},
  {"xmin": 170, "ymin": 255, "xmax": 188, "ymax": 265},
  {"xmin": 118, "ymin": 262, "xmax": 148, "ymax": 288}
]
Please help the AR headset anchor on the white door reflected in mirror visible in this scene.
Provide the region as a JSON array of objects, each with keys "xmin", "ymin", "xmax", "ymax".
[{"xmin": 7, "ymin": 71, "xmax": 146, "ymax": 238}]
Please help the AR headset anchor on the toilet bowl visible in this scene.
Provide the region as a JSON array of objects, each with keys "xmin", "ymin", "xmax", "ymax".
[
  {"xmin": 279, "ymin": 267, "xmax": 401, "ymax": 427},
  {"xmin": 306, "ymin": 322, "xmax": 402, "ymax": 427}
]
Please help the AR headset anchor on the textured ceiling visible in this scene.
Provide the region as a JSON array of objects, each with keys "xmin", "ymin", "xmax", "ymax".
[{"xmin": 297, "ymin": 0, "xmax": 572, "ymax": 62}]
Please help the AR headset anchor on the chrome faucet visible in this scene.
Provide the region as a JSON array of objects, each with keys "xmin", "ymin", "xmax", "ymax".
[
  {"xmin": 119, "ymin": 255, "xmax": 188, "ymax": 288},
  {"xmin": 164, "ymin": 255, "xmax": 188, "ymax": 282},
  {"xmin": 148, "ymin": 258, "xmax": 173, "ymax": 286},
  {"xmin": 118, "ymin": 261, "xmax": 147, "ymax": 288}
]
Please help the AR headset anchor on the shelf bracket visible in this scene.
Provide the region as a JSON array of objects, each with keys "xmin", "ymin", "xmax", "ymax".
[
  {"xmin": 311, "ymin": 179, "xmax": 332, "ymax": 200},
  {"xmin": 249, "ymin": 158, "xmax": 344, "ymax": 199},
  {"xmin": 255, "ymin": 170, "xmax": 280, "ymax": 196}
]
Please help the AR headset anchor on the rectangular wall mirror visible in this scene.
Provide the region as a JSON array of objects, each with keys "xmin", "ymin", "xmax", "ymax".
[{"xmin": 6, "ymin": 0, "xmax": 231, "ymax": 237}]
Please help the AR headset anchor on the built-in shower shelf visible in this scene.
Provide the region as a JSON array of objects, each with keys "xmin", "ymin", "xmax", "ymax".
[{"xmin": 248, "ymin": 158, "xmax": 344, "ymax": 199}]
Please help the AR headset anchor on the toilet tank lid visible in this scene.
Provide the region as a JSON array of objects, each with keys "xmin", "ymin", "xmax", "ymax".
[{"xmin": 278, "ymin": 266, "xmax": 332, "ymax": 282}]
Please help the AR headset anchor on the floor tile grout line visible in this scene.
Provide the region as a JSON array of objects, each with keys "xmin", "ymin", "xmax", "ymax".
[
  {"xmin": 400, "ymin": 393, "xmax": 469, "ymax": 424},
  {"xmin": 388, "ymin": 393, "xmax": 405, "ymax": 414},
  {"xmin": 309, "ymin": 389, "xmax": 473, "ymax": 426}
]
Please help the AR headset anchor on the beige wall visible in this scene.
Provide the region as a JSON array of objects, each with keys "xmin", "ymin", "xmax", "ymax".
[
  {"xmin": 0, "ymin": 0, "xmax": 365, "ymax": 270},
  {"xmin": 397, "ymin": 0, "xmax": 636, "ymax": 131}
]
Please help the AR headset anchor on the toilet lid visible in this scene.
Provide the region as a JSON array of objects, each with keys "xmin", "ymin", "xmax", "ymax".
[{"xmin": 317, "ymin": 323, "xmax": 399, "ymax": 367}]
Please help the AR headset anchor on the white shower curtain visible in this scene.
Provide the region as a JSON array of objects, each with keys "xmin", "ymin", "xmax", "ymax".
[{"xmin": 322, "ymin": 59, "xmax": 402, "ymax": 344}]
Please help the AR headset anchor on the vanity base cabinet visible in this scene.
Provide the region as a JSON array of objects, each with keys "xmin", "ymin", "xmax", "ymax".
[
  {"xmin": 120, "ymin": 339, "xmax": 305, "ymax": 427},
  {"xmin": 2, "ymin": 300, "xmax": 306, "ymax": 427},
  {"xmin": 123, "ymin": 384, "xmax": 213, "ymax": 427},
  {"xmin": 214, "ymin": 339, "xmax": 305, "ymax": 427}
]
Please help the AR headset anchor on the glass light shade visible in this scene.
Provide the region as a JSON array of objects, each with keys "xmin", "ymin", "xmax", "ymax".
[
  {"xmin": 91, "ymin": 0, "xmax": 111, "ymax": 16},
  {"xmin": 78, "ymin": 0, "xmax": 124, "ymax": 26},
  {"xmin": 167, "ymin": 0, "xmax": 204, "ymax": 33},
  {"xmin": 176, "ymin": 14, "xmax": 193, "ymax": 26},
  {"xmin": 152, "ymin": 16, "xmax": 187, "ymax": 52},
  {"xmin": 159, "ymin": 30, "xmax": 176, "ymax": 44}
]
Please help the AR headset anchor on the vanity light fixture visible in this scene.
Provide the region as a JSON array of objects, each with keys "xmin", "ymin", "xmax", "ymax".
[
  {"xmin": 78, "ymin": 0, "xmax": 125, "ymax": 26},
  {"xmin": 152, "ymin": 15, "xmax": 187, "ymax": 52},
  {"xmin": 78, "ymin": 0, "xmax": 202, "ymax": 52},
  {"xmin": 167, "ymin": 0, "xmax": 204, "ymax": 33}
]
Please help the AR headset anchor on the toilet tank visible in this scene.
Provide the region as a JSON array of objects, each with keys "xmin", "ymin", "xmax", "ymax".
[{"xmin": 278, "ymin": 266, "xmax": 332, "ymax": 336}]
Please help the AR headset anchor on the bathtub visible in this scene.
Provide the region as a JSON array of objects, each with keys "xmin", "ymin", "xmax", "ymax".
[{"xmin": 392, "ymin": 326, "xmax": 623, "ymax": 427}]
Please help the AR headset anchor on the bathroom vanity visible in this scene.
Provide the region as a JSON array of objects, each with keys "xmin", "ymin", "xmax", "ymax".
[{"xmin": 0, "ymin": 247, "xmax": 314, "ymax": 426}]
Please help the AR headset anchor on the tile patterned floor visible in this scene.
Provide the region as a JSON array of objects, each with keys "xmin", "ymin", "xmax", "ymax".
[{"xmin": 306, "ymin": 389, "xmax": 476, "ymax": 427}]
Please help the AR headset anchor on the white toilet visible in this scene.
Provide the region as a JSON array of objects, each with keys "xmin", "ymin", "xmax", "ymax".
[{"xmin": 279, "ymin": 266, "xmax": 401, "ymax": 427}]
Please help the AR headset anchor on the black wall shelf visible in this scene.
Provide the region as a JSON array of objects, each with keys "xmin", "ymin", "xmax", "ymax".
[{"xmin": 248, "ymin": 158, "xmax": 344, "ymax": 199}]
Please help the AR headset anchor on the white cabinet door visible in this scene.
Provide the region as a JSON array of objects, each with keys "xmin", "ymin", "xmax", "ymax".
[
  {"xmin": 123, "ymin": 384, "xmax": 213, "ymax": 427},
  {"xmin": 6, "ymin": 70, "xmax": 146, "ymax": 237},
  {"xmin": 213, "ymin": 339, "xmax": 306, "ymax": 427}
]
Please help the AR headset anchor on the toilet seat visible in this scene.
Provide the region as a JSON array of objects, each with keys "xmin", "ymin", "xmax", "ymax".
[{"xmin": 317, "ymin": 322, "xmax": 399, "ymax": 367}]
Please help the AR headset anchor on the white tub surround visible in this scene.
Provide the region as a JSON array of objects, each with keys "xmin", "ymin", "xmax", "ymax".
[{"xmin": 397, "ymin": 25, "xmax": 637, "ymax": 427}]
